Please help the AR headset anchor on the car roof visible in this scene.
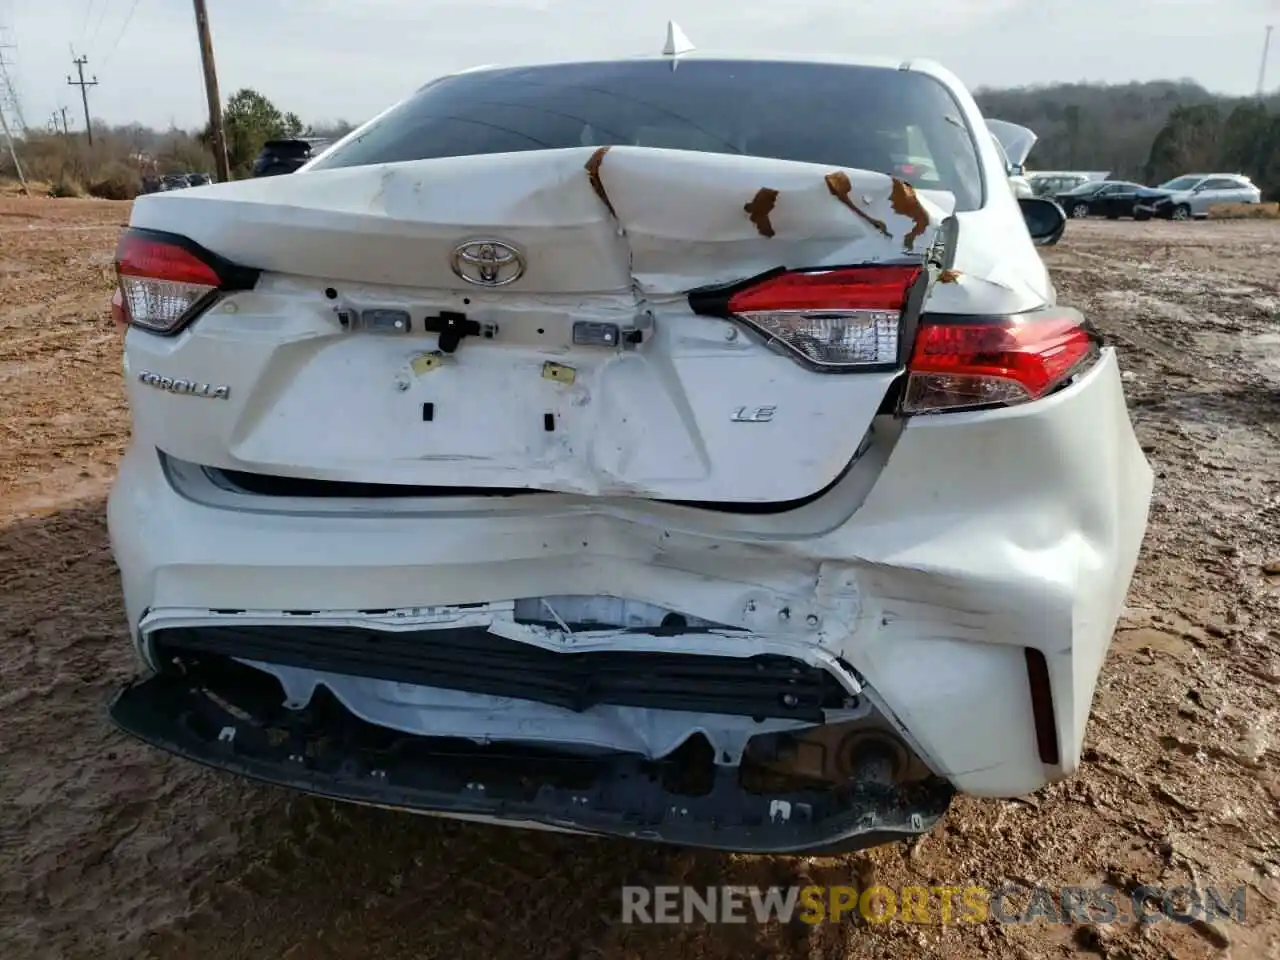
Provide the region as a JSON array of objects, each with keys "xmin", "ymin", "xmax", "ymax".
[{"xmin": 444, "ymin": 51, "xmax": 964, "ymax": 88}]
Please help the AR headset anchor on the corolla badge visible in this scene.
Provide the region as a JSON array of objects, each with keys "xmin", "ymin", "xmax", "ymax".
[
  {"xmin": 138, "ymin": 370, "xmax": 230, "ymax": 400},
  {"xmin": 450, "ymin": 240, "xmax": 525, "ymax": 287}
]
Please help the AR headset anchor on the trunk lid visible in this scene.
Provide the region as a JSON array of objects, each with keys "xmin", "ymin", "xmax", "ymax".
[
  {"xmin": 126, "ymin": 147, "xmax": 953, "ymax": 503},
  {"xmin": 131, "ymin": 146, "xmax": 951, "ymax": 295},
  {"xmin": 986, "ymin": 119, "xmax": 1038, "ymax": 170}
]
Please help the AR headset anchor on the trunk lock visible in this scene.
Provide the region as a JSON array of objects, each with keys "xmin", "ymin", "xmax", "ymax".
[{"xmin": 423, "ymin": 311, "xmax": 497, "ymax": 353}]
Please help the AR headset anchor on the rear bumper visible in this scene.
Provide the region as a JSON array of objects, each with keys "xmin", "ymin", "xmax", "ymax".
[
  {"xmin": 108, "ymin": 660, "xmax": 954, "ymax": 854},
  {"xmin": 108, "ymin": 349, "xmax": 1153, "ymax": 801}
]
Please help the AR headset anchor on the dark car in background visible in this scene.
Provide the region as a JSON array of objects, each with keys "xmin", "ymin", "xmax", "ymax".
[
  {"xmin": 252, "ymin": 138, "xmax": 331, "ymax": 177},
  {"xmin": 1055, "ymin": 180, "xmax": 1146, "ymax": 220},
  {"xmin": 186, "ymin": 172, "xmax": 214, "ymax": 187},
  {"xmin": 160, "ymin": 173, "xmax": 192, "ymax": 191}
]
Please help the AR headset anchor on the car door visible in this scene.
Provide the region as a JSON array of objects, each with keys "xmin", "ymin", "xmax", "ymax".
[
  {"xmin": 1190, "ymin": 178, "xmax": 1235, "ymax": 215},
  {"xmin": 1092, "ymin": 183, "xmax": 1122, "ymax": 216},
  {"xmin": 1109, "ymin": 182, "xmax": 1142, "ymax": 218},
  {"xmin": 1222, "ymin": 178, "xmax": 1256, "ymax": 204}
]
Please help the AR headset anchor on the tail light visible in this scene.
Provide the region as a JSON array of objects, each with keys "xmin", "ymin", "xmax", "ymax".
[
  {"xmin": 110, "ymin": 287, "xmax": 129, "ymax": 330},
  {"xmin": 689, "ymin": 265, "xmax": 925, "ymax": 370},
  {"xmin": 904, "ymin": 309, "xmax": 1100, "ymax": 414},
  {"xmin": 114, "ymin": 228, "xmax": 258, "ymax": 335},
  {"xmin": 688, "ymin": 265, "xmax": 1099, "ymax": 414}
]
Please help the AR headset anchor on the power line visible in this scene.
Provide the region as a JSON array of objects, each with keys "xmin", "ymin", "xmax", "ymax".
[
  {"xmin": 81, "ymin": 0, "xmax": 97, "ymax": 49},
  {"xmin": 100, "ymin": 0, "xmax": 143, "ymax": 69},
  {"xmin": 86, "ymin": 0, "xmax": 112, "ymax": 55}
]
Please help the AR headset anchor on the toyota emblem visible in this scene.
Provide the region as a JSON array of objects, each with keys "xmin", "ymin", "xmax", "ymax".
[{"xmin": 449, "ymin": 239, "xmax": 526, "ymax": 287}]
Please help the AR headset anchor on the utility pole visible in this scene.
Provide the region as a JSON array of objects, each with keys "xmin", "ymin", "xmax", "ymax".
[
  {"xmin": 0, "ymin": 102, "xmax": 26, "ymax": 193},
  {"xmin": 60, "ymin": 106, "xmax": 70, "ymax": 134},
  {"xmin": 1259, "ymin": 25, "xmax": 1274, "ymax": 98},
  {"xmin": 0, "ymin": 27, "xmax": 29, "ymax": 135},
  {"xmin": 67, "ymin": 55, "xmax": 98, "ymax": 146},
  {"xmin": 192, "ymin": 0, "xmax": 231, "ymax": 182}
]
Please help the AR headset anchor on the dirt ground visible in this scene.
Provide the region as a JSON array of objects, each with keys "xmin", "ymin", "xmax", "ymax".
[{"xmin": 1, "ymin": 196, "xmax": 1278, "ymax": 960}]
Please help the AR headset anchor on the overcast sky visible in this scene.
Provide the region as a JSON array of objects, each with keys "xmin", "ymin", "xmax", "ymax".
[{"xmin": 3, "ymin": 0, "xmax": 1279, "ymax": 132}]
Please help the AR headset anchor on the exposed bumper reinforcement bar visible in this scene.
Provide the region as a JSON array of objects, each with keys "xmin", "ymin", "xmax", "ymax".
[
  {"xmin": 149, "ymin": 623, "xmax": 848, "ymax": 722},
  {"xmin": 108, "ymin": 661, "xmax": 954, "ymax": 855}
]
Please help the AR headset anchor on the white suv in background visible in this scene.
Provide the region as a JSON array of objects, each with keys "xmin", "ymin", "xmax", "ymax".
[{"xmin": 1134, "ymin": 173, "xmax": 1263, "ymax": 220}]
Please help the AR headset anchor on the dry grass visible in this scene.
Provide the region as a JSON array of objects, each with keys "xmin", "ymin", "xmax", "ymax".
[{"xmin": 1206, "ymin": 201, "xmax": 1280, "ymax": 219}]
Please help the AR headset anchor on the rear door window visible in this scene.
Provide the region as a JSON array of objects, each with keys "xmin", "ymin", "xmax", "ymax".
[{"xmin": 312, "ymin": 59, "xmax": 985, "ymax": 211}]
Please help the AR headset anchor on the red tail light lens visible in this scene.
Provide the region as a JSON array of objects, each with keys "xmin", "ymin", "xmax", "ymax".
[
  {"xmin": 904, "ymin": 309, "xmax": 1100, "ymax": 414},
  {"xmin": 113, "ymin": 228, "xmax": 257, "ymax": 335},
  {"xmin": 694, "ymin": 265, "xmax": 924, "ymax": 370}
]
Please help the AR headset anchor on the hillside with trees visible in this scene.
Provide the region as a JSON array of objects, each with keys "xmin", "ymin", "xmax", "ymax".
[
  {"xmin": 974, "ymin": 81, "xmax": 1280, "ymax": 196},
  {"xmin": 3, "ymin": 82, "xmax": 1279, "ymax": 200}
]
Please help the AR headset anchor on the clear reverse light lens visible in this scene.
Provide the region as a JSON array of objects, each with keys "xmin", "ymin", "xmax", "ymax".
[
  {"xmin": 732, "ymin": 309, "xmax": 899, "ymax": 366},
  {"xmin": 118, "ymin": 276, "xmax": 217, "ymax": 334}
]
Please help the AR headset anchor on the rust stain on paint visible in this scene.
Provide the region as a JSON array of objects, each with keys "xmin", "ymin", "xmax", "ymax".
[
  {"xmin": 939, "ymin": 268, "xmax": 962, "ymax": 283},
  {"xmin": 824, "ymin": 171, "xmax": 889, "ymax": 237},
  {"xmin": 890, "ymin": 179, "xmax": 931, "ymax": 252},
  {"xmin": 744, "ymin": 188, "xmax": 780, "ymax": 238},
  {"xmin": 584, "ymin": 146, "xmax": 617, "ymax": 219}
]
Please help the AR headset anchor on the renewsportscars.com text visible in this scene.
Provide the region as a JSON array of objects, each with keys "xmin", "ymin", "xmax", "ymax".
[{"xmin": 620, "ymin": 884, "xmax": 1248, "ymax": 926}]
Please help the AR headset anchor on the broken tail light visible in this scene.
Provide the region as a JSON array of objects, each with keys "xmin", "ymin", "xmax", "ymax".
[
  {"xmin": 689, "ymin": 265, "xmax": 926, "ymax": 371},
  {"xmin": 114, "ymin": 228, "xmax": 258, "ymax": 335},
  {"xmin": 903, "ymin": 309, "xmax": 1101, "ymax": 414}
]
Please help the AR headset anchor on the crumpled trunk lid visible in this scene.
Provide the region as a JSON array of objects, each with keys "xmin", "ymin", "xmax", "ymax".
[
  {"xmin": 130, "ymin": 145, "xmax": 952, "ymax": 294},
  {"xmin": 125, "ymin": 147, "xmax": 954, "ymax": 502}
]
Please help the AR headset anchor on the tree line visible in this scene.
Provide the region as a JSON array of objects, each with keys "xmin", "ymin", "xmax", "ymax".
[
  {"xmin": 3, "ymin": 81, "xmax": 1279, "ymax": 200},
  {"xmin": 0, "ymin": 87, "xmax": 353, "ymax": 197},
  {"xmin": 974, "ymin": 80, "xmax": 1280, "ymax": 196}
]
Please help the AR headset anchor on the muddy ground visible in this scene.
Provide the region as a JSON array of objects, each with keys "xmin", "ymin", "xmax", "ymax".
[{"xmin": 1, "ymin": 197, "xmax": 1278, "ymax": 960}]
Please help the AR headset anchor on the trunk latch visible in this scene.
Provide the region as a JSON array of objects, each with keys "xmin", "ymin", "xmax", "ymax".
[{"xmin": 423, "ymin": 311, "xmax": 497, "ymax": 353}]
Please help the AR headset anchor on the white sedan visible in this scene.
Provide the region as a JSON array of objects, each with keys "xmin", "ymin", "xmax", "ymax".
[{"xmin": 105, "ymin": 34, "xmax": 1152, "ymax": 854}]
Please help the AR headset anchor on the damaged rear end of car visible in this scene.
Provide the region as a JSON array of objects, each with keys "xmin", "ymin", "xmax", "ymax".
[{"xmin": 107, "ymin": 55, "xmax": 1153, "ymax": 854}]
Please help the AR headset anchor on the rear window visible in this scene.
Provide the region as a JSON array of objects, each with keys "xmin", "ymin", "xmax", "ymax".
[{"xmin": 311, "ymin": 59, "xmax": 985, "ymax": 210}]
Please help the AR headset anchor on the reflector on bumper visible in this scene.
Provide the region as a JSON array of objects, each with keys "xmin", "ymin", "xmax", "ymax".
[{"xmin": 108, "ymin": 662, "xmax": 954, "ymax": 855}]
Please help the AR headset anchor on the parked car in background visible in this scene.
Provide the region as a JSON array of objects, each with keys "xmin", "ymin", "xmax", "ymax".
[
  {"xmin": 1055, "ymin": 180, "xmax": 1146, "ymax": 220},
  {"xmin": 252, "ymin": 138, "xmax": 330, "ymax": 177},
  {"xmin": 186, "ymin": 172, "xmax": 214, "ymax": 187},
  {"xmin": 1028, "ymin": 171, "xmax": 1110, "ymax": 197},
  {"xmin": 1134, "ymin": 174, "xmax": 1262, "ymax": 221},
  {"xmin": 160, "ymin": 174, "xmax": 192, "ymax": 191},
  {"xmin": 107, "ymin": 45, "xmax": 1150, "ymax": 856},
  {"xmin": 1030, "ymin": 173, "xmax": 1090, "ymax": 196}
]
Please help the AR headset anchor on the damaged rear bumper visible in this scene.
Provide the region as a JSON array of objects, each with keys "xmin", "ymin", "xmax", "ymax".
[
  {"xmin": 108, "ymin": 660, "xmax": 954, "ymax": 855},
  {"xmin": 108, "ymin": 351, "xmax": 1153, "ymax": 799}
]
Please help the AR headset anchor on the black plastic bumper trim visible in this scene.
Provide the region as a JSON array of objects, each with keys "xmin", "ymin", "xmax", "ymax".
[{"xmin": 107, "ymin": 664, "xmax": 954, "ymax": 855}]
